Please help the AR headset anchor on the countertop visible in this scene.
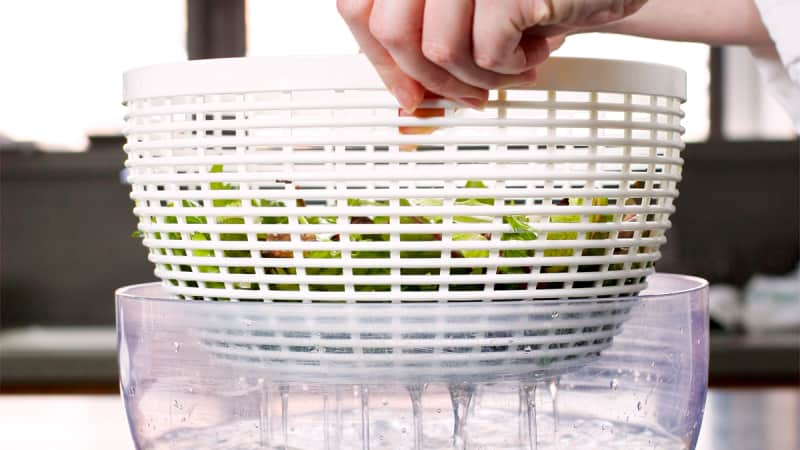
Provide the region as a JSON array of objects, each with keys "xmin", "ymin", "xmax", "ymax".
[{"xmin": 0, "ymin": 388, "xmax": 797, "ymax": 449}]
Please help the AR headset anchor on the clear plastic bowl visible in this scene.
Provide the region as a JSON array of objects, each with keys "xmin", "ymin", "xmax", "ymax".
[{"xmin": 117, "ymin": 273, "xmax": 708, "ymax": 450}]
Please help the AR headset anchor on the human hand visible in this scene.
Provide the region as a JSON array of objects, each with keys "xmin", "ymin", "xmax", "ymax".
[{"xmin": 337, "ymin": 0, "xmax": 647, "ymax": 111}]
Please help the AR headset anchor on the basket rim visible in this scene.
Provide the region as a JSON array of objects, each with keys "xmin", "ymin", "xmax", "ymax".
[
  {"xmin": 122, "ymin": 55, "xmax": 687, "ymax": 103},
  {"xmin": 114, "ymin": 273, "xmax": 706, "ymax": 306}
]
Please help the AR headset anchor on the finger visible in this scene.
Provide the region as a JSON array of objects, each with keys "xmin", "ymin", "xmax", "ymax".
[
  {"xmin": 546, "ymin": 34, "xmax": 567, "ymax": 52},
  {"xmin": 541, "ymin": 0, "xmax": 646, "ymax": 26},
  {"xmin": 421, "ymin": 0, "xmax": 538, "ymax": 89},
  {"xmin": 521, "ymin": 28, "xmax": 568, "ymax": 53},
  {"xmin": 582, "ymin": 0, "xmax": 648, "ymax": 26},
  {"xmin": 625, "ymin": 0, "xmax": 649, "ymax": 16},
  {"xmin": 370, "ymin": 0, "xmax": 488, "ymax": 105},
  {"xmin": 337, "ymin": 0, "xmax": 425, "ymax": 110},
  {"xmin": 523, "ymin": 24, "xmax": 572, "ymax": 38},
  {"xmin": 473, "ymin": 0, "xmax": 551, "ymax": 74}
]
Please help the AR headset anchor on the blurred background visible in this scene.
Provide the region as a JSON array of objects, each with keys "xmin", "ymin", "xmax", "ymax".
[{"xmin": 0, "ymin": 1, "xmax": 797, "ymax": 447}]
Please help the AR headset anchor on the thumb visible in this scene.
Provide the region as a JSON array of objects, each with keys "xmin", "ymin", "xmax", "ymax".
[{"xmin": 546, "ymin": 34, "xmax": 567, "ymax": 52}]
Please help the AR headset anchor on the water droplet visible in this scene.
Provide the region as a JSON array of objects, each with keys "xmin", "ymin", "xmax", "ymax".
[
  {"xmin": 401, "ymin": 427, "xmax": 407, "ymax": 434},
  {"xmin": 381, "ymin": 399, "xmax": 389, "ymax": 406},
  {"xmin": 551, "ymin": 311, "xmax": 560, "ymax": 318},
  {"xmin": 173, "ymin": 400, "xmax": 183, "ymax": 410},
  {"xmin": 173, "ymin": 341, "xmax": 181, "ymax": 352},
  {"xmin": 610, "ymin": 379, "xmax": 619, "ymax": 390},
  {"xmin": 523, "ymin": 345, "xmax": 533, "ymax": 353},
  {"xmin": 436, "ymin": 408, "xmax": 442, "ymax": 414},
  {"xmin": 243, "ymin": 318, "xmax": 254, "ymax": 327},
  {"xmin": 637, "ymin": 401, "xmax": 643, "ymax": 411},
  {"xmin": 187, "ymin": 387, "xmax": 194, "ymax": 394}
]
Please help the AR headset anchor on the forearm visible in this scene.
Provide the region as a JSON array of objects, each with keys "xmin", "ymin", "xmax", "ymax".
[{"xmin": 590, "ymin": 0, "xmax": 772, "ymax": 47}]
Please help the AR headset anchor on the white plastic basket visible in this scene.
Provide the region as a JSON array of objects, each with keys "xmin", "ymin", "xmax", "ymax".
[
  {"xmin": 122, "ymin": 55, "xmax": 686, "ymax": 304},
  {"xmin": 189, "ymin": 295, "xmax": 638, "ymax": 383}
]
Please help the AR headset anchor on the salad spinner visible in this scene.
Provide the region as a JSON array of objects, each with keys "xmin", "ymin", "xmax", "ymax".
[{"xmin": 117, "ymin": 55, "xmax": 708, "ymax": 450}]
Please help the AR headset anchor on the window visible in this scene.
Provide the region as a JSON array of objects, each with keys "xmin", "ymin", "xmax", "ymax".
[
  {"xmin": 247, "ymin": 1, "xmax": 358, "ymax": 56},
  {"xmin": 722, "ymin": 46, "xmax": 796, "ymax": 140},
  {"xmin": 0, "ymin": 0, "xmax": 186, "ymax": 151}
]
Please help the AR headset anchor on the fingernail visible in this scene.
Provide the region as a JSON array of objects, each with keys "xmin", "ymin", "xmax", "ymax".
[
  {"xmin": 392, "ymin": 86, "xmax": 417, "ymax": 112},
  {"xmin": 457, "ymin": 97, "xmax": 487, "ymax": 110}
]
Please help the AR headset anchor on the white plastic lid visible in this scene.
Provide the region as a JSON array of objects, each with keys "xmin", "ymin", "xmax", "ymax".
[{"xmin": 123, "ymin": 55, "xmax": 686, "ymax": 102}]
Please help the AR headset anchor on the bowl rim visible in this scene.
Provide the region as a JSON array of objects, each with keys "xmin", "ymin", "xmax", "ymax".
[{"xmin": 115, "ymin": 273, "xmax": 708, "ymax": 307}]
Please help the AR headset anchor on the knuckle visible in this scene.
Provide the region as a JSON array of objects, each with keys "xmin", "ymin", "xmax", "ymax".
[
  {"xmin": 421, "ymin": 41, "xmax": 459, "ymax": 67},
  {"xmin": 336, "ymin": 0, "xmax": 372, "ymax": 21},
  {"xmin": 474, "ymin": 53, "xmax": 502, "ymax": 71},
  {"xmin": 368, "ymin": 17, "xmax": 404, "ymax": 47}
]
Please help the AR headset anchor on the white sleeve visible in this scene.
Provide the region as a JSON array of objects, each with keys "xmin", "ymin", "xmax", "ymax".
[{"xmin": 753, "ymin": 0, "xmax": 800, "ymax": 133}]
